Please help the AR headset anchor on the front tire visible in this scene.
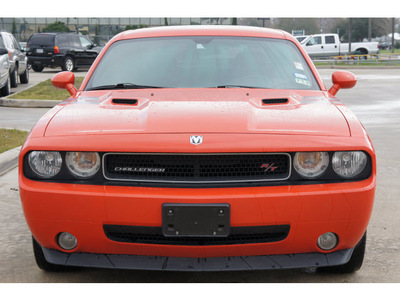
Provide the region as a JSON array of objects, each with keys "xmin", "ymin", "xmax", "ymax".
[
  {"xmin": 10, "ymin": 66, "xmax": 18, "ymax": 88},
  {"xmin": 0, "ymin": 75, "xmax": 11, "ymax": 96},
  {"xmin": 20, "ymin": 67, "xmax": 29, "ymax": 84},
  {"xmin": 318, "ymin": 232, "xmax": 366, "ymax": 274}
]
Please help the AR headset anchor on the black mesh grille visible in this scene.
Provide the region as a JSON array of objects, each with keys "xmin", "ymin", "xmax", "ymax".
[
  {"xmin": 103, "ymin": 225, "xmax": 290, "ymax": 246},
  {"xmin": 103, "ymin": 153, "xmax": 290, "ymax": 183}
]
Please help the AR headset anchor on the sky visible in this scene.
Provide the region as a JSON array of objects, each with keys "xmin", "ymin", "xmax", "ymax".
[{"xmin": 1, "ymin": 0, "xmax": 399, "ymax": 19}]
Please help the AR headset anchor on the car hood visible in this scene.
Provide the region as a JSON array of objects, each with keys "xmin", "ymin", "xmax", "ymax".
[{"xmin": 44, "ymin": 89, "xmax": 350, "ymax": 137}]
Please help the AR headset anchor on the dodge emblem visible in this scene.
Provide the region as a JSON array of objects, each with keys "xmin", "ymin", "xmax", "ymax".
[{"xmin": 190, "ymin": 135, "xmax": 203, "ymax": 145}]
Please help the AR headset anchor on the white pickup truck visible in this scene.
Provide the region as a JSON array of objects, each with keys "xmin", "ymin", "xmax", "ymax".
[{"xmin": 300, "ymin": 33, "xmax": 379, "ymax": 58}]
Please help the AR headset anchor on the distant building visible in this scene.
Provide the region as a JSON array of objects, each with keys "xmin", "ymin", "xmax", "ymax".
[
  {"xmin": 0, "ymin": 18, "xmax": 248, "ymax": 44},
  {"xmin": 0, "ymin": 17, "xmax": 278, "ymax": 44}
]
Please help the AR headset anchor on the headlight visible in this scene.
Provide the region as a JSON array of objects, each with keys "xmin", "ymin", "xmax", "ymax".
[
  {"xmin": 65, "ymin": 152, "xmax": 101, "ymax": 178},
  {"xmin": 293, "ymin": 152, "xmax": 329, "ymax": 179},
  {"xmin": 332, "ymin": 151, "xmax": 367, "ymax": 178},
  {"xmin": 28, "ymin": 151, "xmax": 62, "ymax": 178}
]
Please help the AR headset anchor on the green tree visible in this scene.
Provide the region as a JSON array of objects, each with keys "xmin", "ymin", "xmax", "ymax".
[
  {"xmin": 42, "ymin": 21, "xmax": 69, "ymax": 33},
  {"xmin": 336, "ymin": 18, "xmax": 369, "ymax": 42},
  {"xmin": 125, "ymin": 24, "xmax": 148, "ymax": 30},
  {"xmin": 336, "ymin": 18, "xmax": 395, "ymax": 42},
  {"xmin": 12, "ymin": 18, "xmax": 17, "ymax": 35},
  {"xmin": 93, "ymin": 24, "xmax": 100, "ymax": 46}
]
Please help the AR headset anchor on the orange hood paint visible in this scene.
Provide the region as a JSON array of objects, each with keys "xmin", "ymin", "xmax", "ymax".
[{"xmin": 44, "ymin": 89, "xmax": 350, "ymax": 137}]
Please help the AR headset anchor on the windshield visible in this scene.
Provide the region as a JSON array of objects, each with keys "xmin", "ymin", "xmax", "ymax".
[{"xmin": 85, "ymin": 36, "xmax": 319, "ymax": 90}]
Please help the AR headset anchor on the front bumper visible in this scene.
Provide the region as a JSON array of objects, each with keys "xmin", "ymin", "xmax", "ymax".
[
  {"xmin": 42, "ymin": 246, "xmax": 354, "ymax": 271},
  {"xmin": 20, "ymin": 173, "xmax": 375, "ymax": 259}
]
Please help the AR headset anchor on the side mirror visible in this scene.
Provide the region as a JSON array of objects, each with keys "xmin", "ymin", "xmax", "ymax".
[
  {"xmin": 52, "ymin": 71, "xmax": 77, "ymax": 97},
  {"xmin": 0, "ymin": 47, "xmax": 8, "ymax": 55},
  {"xmin": 328, "ymin": 71, "xmax": 357, "ymax": 96}
]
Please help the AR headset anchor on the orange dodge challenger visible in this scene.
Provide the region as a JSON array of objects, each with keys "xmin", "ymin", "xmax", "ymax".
[{"xmin": 19, "ymin": 26, "xmax": 376, "ymax": 273}]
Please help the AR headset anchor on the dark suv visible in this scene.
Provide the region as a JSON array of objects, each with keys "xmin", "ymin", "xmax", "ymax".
[{"xmin": 26, "ymin": 33, "xmax": 101, "ymax": 72}]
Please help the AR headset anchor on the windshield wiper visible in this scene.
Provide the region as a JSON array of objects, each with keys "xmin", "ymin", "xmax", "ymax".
[
  {"xmin": 86, "ymin": 83, "xmax": 164, "ymax": 91},
  {"xmin": 215, "ymin": 84, "xmax": 268, "ymax": 89}
]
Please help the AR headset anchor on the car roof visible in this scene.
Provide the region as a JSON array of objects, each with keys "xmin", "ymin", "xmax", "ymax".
[
  {"xmin": 32, "ymin": 32, "xmax": 78, "ymax": 36},
  {"xmin": 113, "ymin": 25, "xmax": 294, "ymax": 42}
]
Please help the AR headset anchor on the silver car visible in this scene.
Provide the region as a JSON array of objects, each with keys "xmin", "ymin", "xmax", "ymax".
[
  {"xmin": 0, "ymin": 31, "xmax": 29, "ymax": 88},
  {"xmin": 0, "ymin": 43, "xmax": 10, "ymax": 96}
]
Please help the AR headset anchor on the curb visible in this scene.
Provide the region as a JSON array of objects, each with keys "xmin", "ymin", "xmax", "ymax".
[
  {"xmin": 0, "ymin": 146, "xmax": 21, "ymax": 177},
  {"xmin": 0, "ymin": 98, "xmax": 61, "ymax": 108}
]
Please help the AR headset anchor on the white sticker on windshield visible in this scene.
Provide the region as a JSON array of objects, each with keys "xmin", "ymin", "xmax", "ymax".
[
  {"xmin": 196, "ymin": 44, "xmax": 205, "ymax": 49},
  {"xmin": 295, "ymin": 78, "xmax": 311, "ymax": 86},
  {"xmin": 294, "ymin": 62, "xmax": 304, "ymax": 70},
  {"xmin": 294, "ymin": 73, "xmax": 308, "ymax": 80}
]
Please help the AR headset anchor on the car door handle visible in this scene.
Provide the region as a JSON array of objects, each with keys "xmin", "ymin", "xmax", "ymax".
[{"xmin": 321, "ymin": 46, "xmax": 324, "ymax": 49}]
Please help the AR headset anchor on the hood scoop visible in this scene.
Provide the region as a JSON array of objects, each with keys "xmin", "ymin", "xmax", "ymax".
[
  {"xmin": 262, "ymin": 98, "xmax": 289, "ymax": 105},
  {"xmin": 112, "ymin": 98, "xmax": 138, "ymax": 105}
]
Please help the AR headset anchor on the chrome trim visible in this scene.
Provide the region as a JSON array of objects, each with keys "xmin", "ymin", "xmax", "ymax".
[{"xmin": 102, "ymin": 153, "xmax": 292, "ymax": 184}]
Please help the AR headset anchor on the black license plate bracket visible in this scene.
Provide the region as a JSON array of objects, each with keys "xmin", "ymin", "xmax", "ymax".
[{"xmin": 162, "ymin": 203, "xmax": 230, "ymax": 237}]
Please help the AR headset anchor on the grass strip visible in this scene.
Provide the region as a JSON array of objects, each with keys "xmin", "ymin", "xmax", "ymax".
[
  {"xmin": 0, "ymin": 129, "xmax": 28, "ymax": 154},
  {"xmin": 8, "ymin": 77, "xmax": 84, "ymax": 100}
]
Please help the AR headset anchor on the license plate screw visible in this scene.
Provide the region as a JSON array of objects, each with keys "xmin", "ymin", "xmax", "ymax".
[{"xmin": 168, "ymin": 209, "xmax": 174, "ymax": 216}]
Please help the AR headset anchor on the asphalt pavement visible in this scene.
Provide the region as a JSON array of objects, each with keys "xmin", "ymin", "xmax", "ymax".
[{"xmin": 0, "ymin": 68, "xmax": 400, "ymax": 283}]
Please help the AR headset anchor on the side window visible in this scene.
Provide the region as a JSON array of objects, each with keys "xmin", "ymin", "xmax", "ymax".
[
  {"xmin": 325, "ymin": 36, "xmax": 336, "ymax": 44},
  {"xmin": 12, "ymin": 36, "xmax": 21, "ymax": 50},
  {"xmin": 56, "ymin": 35, "xmax": 69, "ymax": 47},
  {"xmin": 306, "ymin": 36, "xmax": 322, "ymax": 46},
  {"xmin": 79, "ymin": 36, "xmax": 92, "ymax": 48},
  {"xmin": 0, "ymin": 36, "xmax": 5, "ymax": 48},
  {"xmin": 3, "ymin": 34, "xmax": 14, "ymax": 49},
  {"xmin": 71, "ymin": 35, "xmax": 81, "ymax": 47}
]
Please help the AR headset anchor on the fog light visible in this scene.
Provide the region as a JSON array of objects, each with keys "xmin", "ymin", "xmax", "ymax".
[
  {"xmin": 317, "ymin": 232, "xmax": 338, "ymax": 251},
  {"xmin": 57, "ymin": 232, "xmax": 78, "ymax": 250}
]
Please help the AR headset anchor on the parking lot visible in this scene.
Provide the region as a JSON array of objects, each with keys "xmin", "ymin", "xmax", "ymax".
[{"xmin": 0, "ymin": 67, "xmax": 399, "ymax": 282}]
